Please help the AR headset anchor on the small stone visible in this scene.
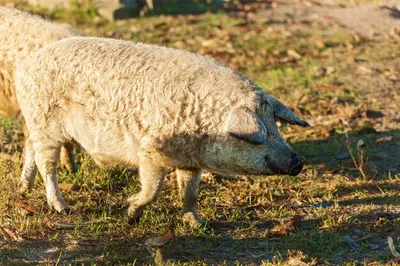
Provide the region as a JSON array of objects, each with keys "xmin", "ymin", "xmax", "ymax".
[
  {"xmin": 388, "ymin": 168, "xmax": 398, "ymax": 174},
  {"xmin": 343, "ymin": 235, "xmax": 361, "ymax": 250},
  {"xmin": 325, "ymin": 66, "xmax": 335, "ymax": 75},
  {"xmin": 258, "ymin": 240, "xmax": 268, "ymax": 247},
  {"xmin": 335, "ymin": 151, "xmax": 349, "ymax": 160},
  {"xmin": 94, "ymin": 0, "xmax": 138, "ymax": 21}
]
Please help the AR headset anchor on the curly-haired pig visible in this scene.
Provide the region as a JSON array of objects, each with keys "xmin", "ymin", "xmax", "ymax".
[
  {"xmin": 0, "ymin": 7, "xmax": 77, "ymax": 172},
  {"xmin": 16, "ymin": 37, "xmax": 309, "ymax": 227}
]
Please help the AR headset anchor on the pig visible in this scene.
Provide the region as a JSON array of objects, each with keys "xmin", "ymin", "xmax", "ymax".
[
  {"xmin": 16, "ymin": 37, "xmax": 308, "ymax": 227},
  {"xmin": 0, "ymin": 7, "xmax": 77, "ymax": 173}
]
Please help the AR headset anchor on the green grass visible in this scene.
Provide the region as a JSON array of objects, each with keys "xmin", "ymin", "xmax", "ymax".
[{"xmin": 1, "ymin": 1, "xmax": 400, "ymax": 265}]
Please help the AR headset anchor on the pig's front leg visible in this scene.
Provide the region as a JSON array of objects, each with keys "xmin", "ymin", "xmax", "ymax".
[
  {"xmin": 176, "ymin": 168, "xmax": 204, "ymax": 228},
  {"xmin": 127, "ymin": 156, "xmax": 167, "ymax": 224}
]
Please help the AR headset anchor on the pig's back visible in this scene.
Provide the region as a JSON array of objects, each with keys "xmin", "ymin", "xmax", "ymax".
[
  {"xmin": 17, "ymin": 37, "xmax": 258, "ymax": 141},
  {"xmin": 0, "ymin": 7, "xmax": 75, "ymax": 115}
]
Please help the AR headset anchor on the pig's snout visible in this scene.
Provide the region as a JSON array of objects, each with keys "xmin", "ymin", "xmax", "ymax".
[
  {"xmin": 288, "ymin": 154, "xmax": 305, "ymax": 176},
  {"xmin": 265, "ymin": 152, "xmax": 305, "ymax": 176}
]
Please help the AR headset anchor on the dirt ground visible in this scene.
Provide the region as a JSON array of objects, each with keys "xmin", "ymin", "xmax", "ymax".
[{"xmin": 0, "ymin": 0, "xmax": 399, "ymax": 265}]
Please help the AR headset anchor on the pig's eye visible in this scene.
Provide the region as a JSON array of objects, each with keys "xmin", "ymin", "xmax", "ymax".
[{"xmin": 260, "ymin": 103, "xmax": 269, "ymax": 114}]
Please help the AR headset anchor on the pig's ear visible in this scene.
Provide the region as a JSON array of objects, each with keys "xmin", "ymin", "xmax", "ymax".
[
  {"xmin": 272, "ymin": 98, "xmax": 310, "ymax": 127},
  {"xmin": 224, "ymin": 106, "xmax": 267, "ymax": 145}
]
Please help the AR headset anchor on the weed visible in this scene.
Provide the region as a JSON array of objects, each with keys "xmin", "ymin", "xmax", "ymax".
[{"xmin": 345, "ymin": 133, "xmax": 377, "ymax": 180}]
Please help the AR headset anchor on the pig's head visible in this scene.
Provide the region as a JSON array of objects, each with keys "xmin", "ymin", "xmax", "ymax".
[{"xmin": 204, "ymin": 92, "xmax": 309, "ymax": 176}]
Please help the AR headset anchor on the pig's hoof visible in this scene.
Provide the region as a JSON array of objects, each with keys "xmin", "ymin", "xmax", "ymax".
[
  {"xmin": 128, "ymin": 215, "xmax": 141, "ymax": 225},
  {"xmin": 63, "ymin": 208, "xmax": 72, "ymax": 215},
  {"xmin": 127, "ymin": 207, "xmax": 143, "ymax": 225},
  {"xmin": 60, "ymin": 146, "xmax": 78, "ymax": 173},
  {"xmin": 182, "ymin": 212, "xmax": 205, "ymax": 228},
  {"xmin": 48, "ymin": 200, "xmax": 70, "ymax": 214},
  {"xmin": 20, "ymin": 185, "xmax": 29, "ymax": 196},
  {"xmin": 60, "ymin": 159, "xmax": 78, "ymax": 173},
  {"xmin": 20, "ymin": 180, "xmax": 33, "ymax": 195}
]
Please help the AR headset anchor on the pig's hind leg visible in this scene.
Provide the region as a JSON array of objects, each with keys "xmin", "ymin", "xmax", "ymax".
[
  {"xmin": 30, "ymin": 131, "xmax": 70, "ymax": 213},
  {"xmin": 176, "ymin": 168, "xmax": 204, "ymax": 228},
  {"xmin": 60, "ymin": 142, "xmax": 77, "ymax": 172},
  {"xmin": 20, "ymin": 138, "xmax": 37, "ymax": 193}
]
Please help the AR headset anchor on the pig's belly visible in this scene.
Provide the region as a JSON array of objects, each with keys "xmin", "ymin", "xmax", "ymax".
[{"xmin": 63, "ymin": 114, "xmax": 139, "ymax": 168}]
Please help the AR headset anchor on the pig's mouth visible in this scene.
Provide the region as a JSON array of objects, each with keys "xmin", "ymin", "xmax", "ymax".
[
  {"xmin": 268, "ymin": 156, "xmax": 305, "ymax": 176},
  {"xmin": 288, "ymin": 156, "xmax": 305, "ymax": 176}
]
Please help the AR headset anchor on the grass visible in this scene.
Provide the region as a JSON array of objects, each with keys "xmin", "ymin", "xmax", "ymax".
[{"xmin": 1, "ymin": 0, "xmax": 400, "ymax": 265}]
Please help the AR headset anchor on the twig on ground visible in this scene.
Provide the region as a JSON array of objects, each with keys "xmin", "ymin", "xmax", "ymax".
[{"xmin": 388, "ymin": 236, "xmax": 400, "ymax": 258}]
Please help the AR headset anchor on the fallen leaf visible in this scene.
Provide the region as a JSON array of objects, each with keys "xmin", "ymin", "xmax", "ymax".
[
  {"xmin": 352, "ymin": 33, "xmax": 360, "ymax": 42},
  {"xmin": 212, "ymin": 52, "xmax": 225, "ymax": 61},
  {"xmin": 59, "ymin": 183, "xmax": 74, "ymax": 192},
  {"xmin": 358, "ymin": 65, "xmax": 372, "ymax": 74},
  {"xmin": 287, "ymin": 49, "xmax": 302, "ymax": 59},
  {"xmin": 146, "ymin": 221, "xmax": 173, "ymax": 248},
  {"xmin": 42, "ymin": 217, "xmax": 56, "ymax": 230},
  {"xmin": 261, "ymin": 49, "xmax": 268, "ymax": 56},
  {"xmin": 346, "ymin": 42, "xmax": 354, "ymax": 50},
  {"xmin": 336, "ymin": 104, "xmax": 354, "ymax": 118},
  {"xmin": 347, "ymin": 56, "xmax": 355, "ymax": 63},
  {"xmin": 280, "ymin": 56, "xmax": 296, "ymax": 63},
  {"xmin": 0, "ymin": 153, "xmax": 12, "ymax": 161},
  {"xmin": 201, "ymin": 39, "xmax": 216, "ymax": 47},
  {"xmin": 376, "ymin": 136, "xmax": 393, "ymax": 143},
  {"xmin": 272, "ymin": 49, "xmax": 280, "ymax": 55},
  {"xmin": 325, "ymin": 66, "xmax": 336, "ymax": 75},
  {"xmin": 15, "ymin": 200, "xmax": 35, "ymax": 214},
  {"xmin": 287, "ymin": 258, "xmax": 308, "ymax": 266},
  {"xmin": 316, "ymin": 84, "xmax": 345, "ymax": 93},
  {"xmin": 274, "ymin": 215, "xmax": 303, "ymax": 235},
  {"xmin": 387, "ymin": 74, "xmax": 399, "ymax": 81},
  {"xmin": 315, "ymin": 40, "xmax": 325, "ymax": 48},
  {"xmin": 0, "ymin": 226, "xmax": 23, "ymax": 242},
  {"xmin": 92, "ymin": 174, "xmax": 109, "ymax": 183}
]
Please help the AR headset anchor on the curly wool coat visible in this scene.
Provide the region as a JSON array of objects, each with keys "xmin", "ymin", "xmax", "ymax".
[
  {"xmin": 0, "ymin": 7, "xmax": 75, "ymax": 116},
  {"xmin": 16, "ymin": 37, "xmax": 308, "ymax": 226},
  {"xmin": 0, "ymin": 7, "xmax": 78, "ymax": 171}
]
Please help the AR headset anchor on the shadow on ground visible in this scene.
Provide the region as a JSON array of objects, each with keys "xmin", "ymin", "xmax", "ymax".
[
  {"xmin": 1, "ymin": 129, "xmax": 399, "ymax": 264},
  {"xmin": 108, "ymin": 0, "xmax": 261, "ymax": 19},
  {"xmin": 2, "ymin": 205, "xmax": 399, "ymax": 264},
  {"xmin": 164, "ymin": 208, "xmax": 400, "ymax": 264},
  {"xmin": 291, "ymin": 129, "xmax": 400, "ymax": 179}
]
